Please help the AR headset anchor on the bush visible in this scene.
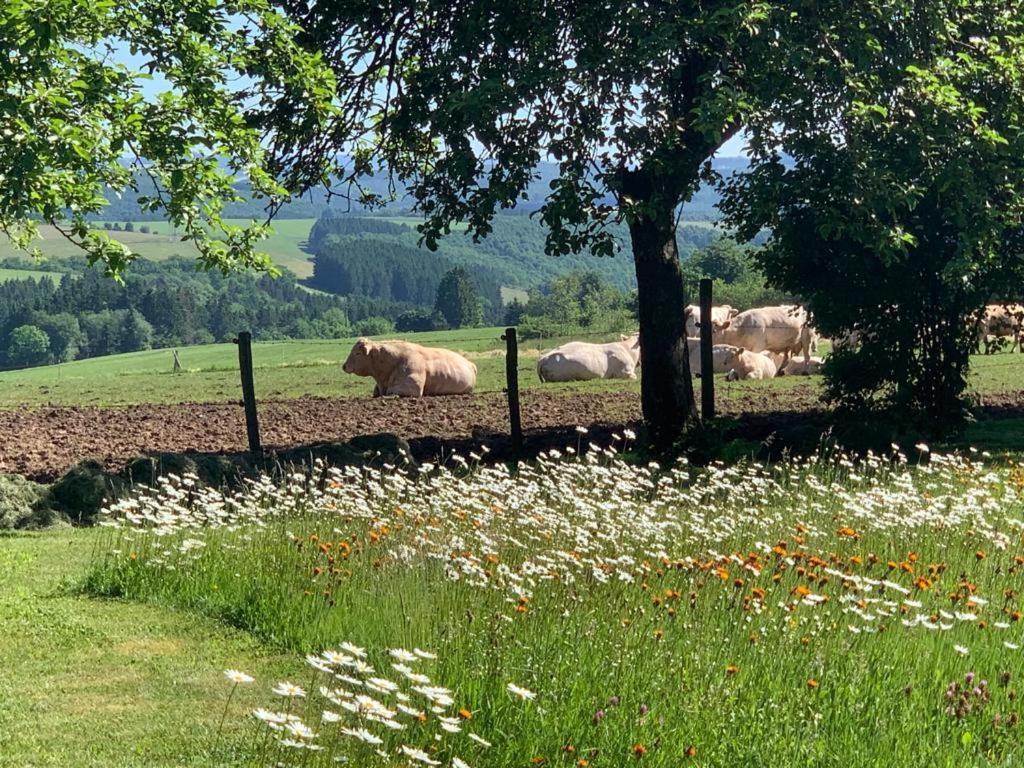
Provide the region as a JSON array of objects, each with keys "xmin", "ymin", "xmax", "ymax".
[{"xmin": 354, "ymin": 316, "xmax": 395, "ymax": 336}]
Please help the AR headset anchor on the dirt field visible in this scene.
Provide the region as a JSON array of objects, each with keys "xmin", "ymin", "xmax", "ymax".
[{"xmin": 4, "ymin": 383, "xmax": 1023, "ymax": 481}]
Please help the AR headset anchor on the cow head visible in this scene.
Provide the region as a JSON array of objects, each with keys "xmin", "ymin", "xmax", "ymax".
[{"xmin": 342, "ymin": 338, "xmax": 375, "ymax": 375}]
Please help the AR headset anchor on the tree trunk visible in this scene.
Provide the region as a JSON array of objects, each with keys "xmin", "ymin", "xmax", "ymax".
[{"xmin": 625, "ymin": 186, "xmax": 697, "ymax": 449}]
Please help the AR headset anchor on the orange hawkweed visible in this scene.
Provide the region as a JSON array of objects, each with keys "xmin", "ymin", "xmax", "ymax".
[
  {"xmin": 685, "ymin": 745, "xmax": 698, "ymax": 758},
  {"xmin": 807, "ymin": 678, "xmax": 819, "ymax": 689},
  {"xmin": 632, "ymin": 743, "xmax": 647, "ymax": 757},
  {"xmin": 726, "ymin": 664, "xmax": 739, "ymax": 675}
]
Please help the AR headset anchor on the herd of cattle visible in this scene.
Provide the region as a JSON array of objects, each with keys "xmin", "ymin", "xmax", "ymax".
[{"xmin": 340, "ymin": 303, "xmax": 1023, "ymax": 397}]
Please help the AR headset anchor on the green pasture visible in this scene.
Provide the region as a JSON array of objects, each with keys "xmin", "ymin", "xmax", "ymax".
[
  {"xmin": 0, "ymin": 267, "xmax": 68, "ymax": 283},
  {"xmin": 1, "ymin": 328, "xmax": 1022, "ymax": 410},
  {"xmin": 0, "ymin": 220, "xmax": 318, "ymax": 278},
  {"xmin": 0, "ymin": 327, "xmax": 640, "ymax": 407}
]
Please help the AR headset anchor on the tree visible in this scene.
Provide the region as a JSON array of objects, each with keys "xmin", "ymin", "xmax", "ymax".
[
  {"xmin": 395, "ymin": 309, "xmax": 442, "ymax": 333},
  {"xmin": 722, "ymin": 3, "xmax": 1024, "ymax": 433},
  {"xmin": 0, "ymin": 0, "xmax": 335, "ymax": 277},
  {"xmin": 684, "ymin": 239, "xmax": 750, "ymax": 284},
  {"xmin": 434, "ymin": 268, "xmax": 483, "ymax": 328},
  {"xmin": 123, "ymin": 222, "xmax": 134, "ymax": 233},
  {"xmin": 269, "ymin": 0, "xmax": 900, "ymax": 446},
  {"xmin": 6, "ymin": 325, "xmax": 50, "ymax": 368},
  {"xmin": 119, "ymin": 310, "xmax": 154, "ymax": 353},
  {"xmin": 33, "ymin": 313, "xmax": 85, "ymax": 363}
]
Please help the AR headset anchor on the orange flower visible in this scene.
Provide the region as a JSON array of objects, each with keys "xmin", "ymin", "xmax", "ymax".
[
  {"xmin": 807, "ymin": 678, "xmax": 819, "ymax": 689},
  {"xmin": 578, "ymin": 761, "xmax": 590, "ymax": 768},
  {"xmin": 837, "ymin": 526, "xmax": 858, "ymax": 538},
  {"xmin": 685, "ymin": 745, "xmax": 698, "ymax": 758},
  {"xmin": 976, "ymin": 550, "xmax": 987, "ymax": 560},
  {"xmin": 530, "ymin": 758, "xmax": 546, "ymax": 765},
  {"xmin": 914, "ymin": 576, "xmax": 932, "ymax": 590},
  {"xmin": 726, "ymin": 664, "xmax": 739, "ymax": 675},
  {"xmin": 458, "ymin": 708, "xmax": 472, "ymax": 720},
  {"xmin": 632, "ymin": 743, "xmax": 647, "ymax": 757}
]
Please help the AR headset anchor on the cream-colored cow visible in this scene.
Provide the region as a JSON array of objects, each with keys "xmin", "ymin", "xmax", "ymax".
[{"xmin": 342, "ymin": 338, "xmax": 477, "ymax": 397}]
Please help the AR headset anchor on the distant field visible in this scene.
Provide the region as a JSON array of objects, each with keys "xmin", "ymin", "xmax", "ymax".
[
  {"xmin": 0, "ymin": 267, "xmax": 66, "ymax": 283},
  {"xmin": 0, "ymin": 219, "xmax": 318, "ymax": 278},
  {"xmin": 0, "ymin": 328, "xmax": 1022, "ymax": 409}
]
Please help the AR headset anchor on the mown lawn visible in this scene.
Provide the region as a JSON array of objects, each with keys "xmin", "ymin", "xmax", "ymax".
[{"xmin": 0, "ymin": 530, "xmax": 302, "ymax": 767}]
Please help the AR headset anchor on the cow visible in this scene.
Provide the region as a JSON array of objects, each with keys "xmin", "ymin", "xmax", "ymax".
[
  {"xmin": 781, "ymin": 356, "xmax": 825, "ymax": 376},
  {"xmin": 684, "ymin": 304, "xmax": 738, "ymax": 337},
  {"xmin": 977, "ymin": 304, "xmax": 1024, "ymax": 354},
  {"xmin": 724, "ymin": 347, "xmax": 779, "ymax": 380},
  {"xmin": 714, "ymin": 305, "xmax": 815, "ymax": 367},
  {"xmin": 686, "ymin": 338, "xmax": 745, "ymax": 376},
  {"xmin": 537, "ymin": 335, "xmax": 641, "ymax": 382},
  {"xmin": 342, "ymin": 338, "xmax": 477, "ymax": 397}
]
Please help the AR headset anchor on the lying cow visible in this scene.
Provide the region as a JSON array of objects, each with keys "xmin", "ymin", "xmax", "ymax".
[
  {"xmin": 781, "ymin": 356, "xmax": 824, "ymax": 376},
  {"xmin": 537, "ymin": 335, "xmax": 641, "ymax": 382},
  {"xmin": 724, "ymin": 347, "xmax": 779, "ymax": 380},
  {"xmin": 342, "ymin": 338, "xmax": 477, "ymax": 397},
  {"xmin": 715, "ymin": 305, "xmax": 816, "ymax": 367},
  {"xmin": 684, "ymin": 304, "xmax": 738, "ymax": 337},
  {"xmin": 686, "ymin": 338, "xmax": 744, "ymax": 376},
  {"xmin": 977, "ymin": 304, "xmax": 1023, "ymax": 353}
]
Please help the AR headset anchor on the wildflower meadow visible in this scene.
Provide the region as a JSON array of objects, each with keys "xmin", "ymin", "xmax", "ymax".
[{"xmin": 84, "ymin": 439, "xmax": 1024, "ymax": 766}]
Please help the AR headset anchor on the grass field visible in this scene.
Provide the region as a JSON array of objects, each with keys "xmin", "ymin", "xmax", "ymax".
[
  {"xmin": 0, "ymin": 220, "xmax": 318, "ymax": 278},
  {"xmin": 0, "ymin": 327, "xmax": 640, "ymax": 407},
  {"xmin": 0, "ymin": 529, "xmax": 303, "ymax": 767},
  {"xmin": 1, "ymin": 329, "xmax": 1022, "ymax": 410},
  {"xmin": 62, "ymin": 445, "xmax": 1024, "ymax": 766},
  {"xmin": 0, "ymin": 267, "xmax": 68, "ymax": 283}
]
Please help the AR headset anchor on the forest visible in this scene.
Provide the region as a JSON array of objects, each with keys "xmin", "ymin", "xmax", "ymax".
[{"xmin": 0, "ymin": 258, "xmax": 402, "ymax": 369}]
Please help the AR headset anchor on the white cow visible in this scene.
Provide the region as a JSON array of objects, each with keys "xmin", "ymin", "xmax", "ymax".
[
  {"xmin": 724, "ymin": 348, "xmax": 779, "ymax": 380},
  {"xmin": 684, "ymin": 304, "xmax": 738, "ymax": 337},
  {"xmin": 715, "ymin": 305, "xmax": 815, "ymax": 367},
  {"xmin": 537, "ymin": 335, "xmax": 641, "ymax": 382},
  {"xmin": 687, "ymin": 338, "xmax": 744, "ymax": 376},
  {"xmin": 977, "ymin": 304, "xmax": 1024, "ymax": 353},
  {"xmin": 781, "ymin": 356, "xmax": 825, "ymax": 376}
]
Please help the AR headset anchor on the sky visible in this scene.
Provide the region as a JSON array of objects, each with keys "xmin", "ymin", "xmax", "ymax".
[{"xmin": 113, "ymin": 46, "xmax": 750, "ymax": 159}]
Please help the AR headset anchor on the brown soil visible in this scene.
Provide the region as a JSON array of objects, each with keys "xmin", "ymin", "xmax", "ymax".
[{"xmin": 3, "ymin": 387, "xmax": 1022, "ymax": 482}]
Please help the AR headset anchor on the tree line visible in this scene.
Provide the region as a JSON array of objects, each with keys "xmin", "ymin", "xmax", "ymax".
[{"xmin": 0, "ymin": 259, "xmax": 401, "ymax": 370}]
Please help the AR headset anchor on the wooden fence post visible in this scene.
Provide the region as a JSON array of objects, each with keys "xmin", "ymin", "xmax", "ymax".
[
  {"xmin": 699, "ymin": 278, "xmax": 715, "ymax": 421},
  {"xmin": 233, "ymin": 331, "xmax": 262, "ymax": 454},
  {"xmin": 502, "ymin": 327, "xmax": 524, "ymax": 458}
]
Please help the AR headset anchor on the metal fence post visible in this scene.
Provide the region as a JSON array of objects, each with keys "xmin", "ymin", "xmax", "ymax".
[
  {"xmin": 699, "ymin": 278, "xmax": 715, "ymax": 421},
  {"xmin": 233, "ymin": 331, "xmax": 262, "ymax": 454},
  {"xmin": 502, "ymin": 327, "xmax": 524, "ymax": 458}
]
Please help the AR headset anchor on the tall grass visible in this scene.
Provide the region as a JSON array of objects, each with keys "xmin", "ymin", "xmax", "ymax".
[{"xmin": 85, "ymin": 447, "xmax": 1024, "ymax": 766}]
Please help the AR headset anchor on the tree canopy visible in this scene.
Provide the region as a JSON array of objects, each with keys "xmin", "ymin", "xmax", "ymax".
[
  {"xmin": 1, "ymin": 0, "xmax": 335, "ymax": 277},
  {"xmin": 270, "ymin": 0, "xmax": 968, "ymax": 445},
  {"xmin": 722, "ymin": 1, "xmax": 1024, "ymax": 430}
]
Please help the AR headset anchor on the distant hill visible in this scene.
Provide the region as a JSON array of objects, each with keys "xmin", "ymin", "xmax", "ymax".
[
  {"xmin": 92, "ymin": 158, "xmax": 748, "ymax": 222},
  {"xmin": 304, "ymin": 214, "xmax": 728, "ymax": 296}
]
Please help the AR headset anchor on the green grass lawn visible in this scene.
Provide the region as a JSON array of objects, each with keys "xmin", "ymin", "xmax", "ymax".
[
  {"xmin": 0, "ymin": 529, "xmax": 302, "ymax": 767},
  {"xmin": 0, "ymin": 328, "xmax": 640, "ymax": 407}
]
